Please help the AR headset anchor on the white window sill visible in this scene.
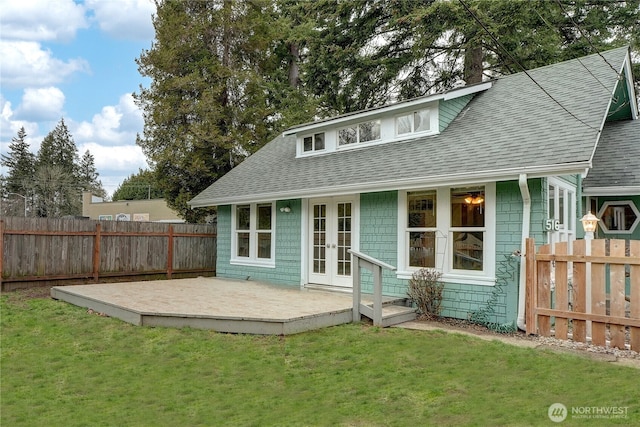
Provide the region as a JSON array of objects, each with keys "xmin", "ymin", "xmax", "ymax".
[
  {"xmin": 396, "ymin": 270, "xmax": 496, "ymax": 286},
  {"xmin": 230, "ymin": 258, "xmax": 276, "ymax": 269}
]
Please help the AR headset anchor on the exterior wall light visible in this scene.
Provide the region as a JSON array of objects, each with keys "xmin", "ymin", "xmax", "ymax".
[
  {"xmin": 280, "ymin": 206, "xmax": 291, "ymax": 213},
  {"xmin": 580, "ymin": 211, "xmax": 599, "ymax": 240}
]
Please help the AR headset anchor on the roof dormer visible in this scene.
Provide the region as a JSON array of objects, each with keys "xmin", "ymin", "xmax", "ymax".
[{"xmin": 286, "ymin": 81, "xmax": 492, "ymax": 158}]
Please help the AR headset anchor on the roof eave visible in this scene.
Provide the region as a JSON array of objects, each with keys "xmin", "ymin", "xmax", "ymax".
[
  {"xmin": 582, "ymin": 186, "xmax": 640, "ymax": 196},
  {"xmin": 190, "ymin": 162, "xmax": 591, "ymax": 207}
]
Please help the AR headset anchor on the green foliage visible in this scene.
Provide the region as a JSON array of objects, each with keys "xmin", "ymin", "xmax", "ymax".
[
  {"xmin": 2, "ymin": 292, "xmax": 639, "ymax": 426},
  {"xmin": 407, "ymin": 268, "xmax": 445, "ymax": 318},
  {"xmin": 135, "ymin": 0, "xmax": 317, "ymax": 222},
  {"xmin": 112, "ymin": 168, "xmax": 163, "ymax": 201},
  {"xmin": 1, "ymin": 121, "xmax": 106, "ymax": 217}
]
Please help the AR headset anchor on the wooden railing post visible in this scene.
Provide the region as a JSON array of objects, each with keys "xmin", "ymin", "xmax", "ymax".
[
  {"xmin": 348, "ymin": 249, "xmax": 396, "ymax": 327},
  {"xmin": 167, "ymin": 225, "xmax": 174, "ymax": 279},
  {"xmin": 93, "ymin": 223, "xmax": 101, "ymax": 282}
]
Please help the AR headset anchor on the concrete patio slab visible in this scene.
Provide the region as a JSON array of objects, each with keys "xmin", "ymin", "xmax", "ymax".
[{"xmin": 51, "ymin": 277, "xmax": 361, "ymax": 335}]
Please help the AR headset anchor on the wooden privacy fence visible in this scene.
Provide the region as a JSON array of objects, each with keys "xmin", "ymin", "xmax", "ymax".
[
  {"xmin": 0, "ymin": 217, "xmax": 216, "ymax": 291},
  {"xmin": 525, "ymin": 238, "xmax": 640, "ymax": 351}
]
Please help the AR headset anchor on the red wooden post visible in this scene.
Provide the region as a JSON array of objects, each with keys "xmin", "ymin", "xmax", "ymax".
[
  {"xmin": 0, "ymin": 220, "xmax": 4, "ymax": 289},
  {"xmin": 525, "ymin": 238, "xmax": 537, "ymax": 335},
  {"xmin": 167, "ymin": 225, "xmax": 174, "ymax": 279},
  {"xmin": 93, "ymin": 223, "xmax": 101, "ymax": 282}
]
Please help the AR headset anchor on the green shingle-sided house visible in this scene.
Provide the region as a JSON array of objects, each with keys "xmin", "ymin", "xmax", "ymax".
[{"xmin": 189, "ymin": 46, "xmax": 639, "ymax": 329}]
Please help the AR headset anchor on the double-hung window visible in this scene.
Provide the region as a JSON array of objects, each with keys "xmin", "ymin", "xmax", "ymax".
[
  {"xmin": 399, "ymin": 184, "xmax": 494, "ymax": 283},
  {"xmin": 450, "ymin": 187, "xmax": 485, "ymax": 271},
  {"xmin": 232, "ymin": 203, "xmax": 274, "ymax": 266},
  {"xmin": 407, "ymin": 190, "xmax": 437, "ymax": 268}
]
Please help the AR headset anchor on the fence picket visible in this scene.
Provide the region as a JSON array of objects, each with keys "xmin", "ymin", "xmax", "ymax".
[
  {"xmin": 590, "ymin": 239, "xmax": 607, "ymax": 347},
  {"xmin": 609, "ymin": 239, "xmax": 626, "ymax": 350},
  {"xmin": 630, "ymin": 241, "xmax": 640, "ymax": 352},
  {"xmin": 572, "ymin": 240, "xmax": 587, "ymax": 343},
  {"xmin": 537, "ymin": 244, "xmax": 552, "ymax": 336},
  {"xmin": 554, "ymin": 242, "xmax": 569, "ymax": 340}
]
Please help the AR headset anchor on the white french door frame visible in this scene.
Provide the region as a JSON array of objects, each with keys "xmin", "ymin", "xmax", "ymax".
[{"xmin": 305, "ymin": 196, "xmax": 359, "ymax": 287}]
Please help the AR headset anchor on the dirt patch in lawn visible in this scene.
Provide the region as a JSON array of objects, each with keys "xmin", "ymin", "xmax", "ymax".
[{"xmin": 396, "ymin": 316, "xmax": 640, "ymax": 369}]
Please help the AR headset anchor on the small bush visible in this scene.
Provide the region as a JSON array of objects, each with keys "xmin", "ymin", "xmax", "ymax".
[{"xmin": 407, "ymin": 268, "xmax": 444, "ymax": 319}]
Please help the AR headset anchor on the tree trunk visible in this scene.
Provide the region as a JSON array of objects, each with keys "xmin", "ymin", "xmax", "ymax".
[
  {"xmin": 464, "ymin": 44, "xmax": 483, "ymax": 84},
  {"xmin": 288, "ymin": 43, "xmax": 300, "ymax": 88}
]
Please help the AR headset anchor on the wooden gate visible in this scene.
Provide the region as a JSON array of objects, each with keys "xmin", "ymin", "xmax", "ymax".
[{"xmin": 525, "ymin": 238, "xmax": 640, "ymax": 351}]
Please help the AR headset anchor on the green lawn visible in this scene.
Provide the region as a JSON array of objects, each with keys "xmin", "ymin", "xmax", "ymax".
[{"xmin": 1, "ymin": 290, "xmax": 638, "ymax": 427}]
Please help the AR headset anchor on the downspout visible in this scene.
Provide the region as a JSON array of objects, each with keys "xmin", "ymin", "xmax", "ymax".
[{"xmin": 517, "ymin": 174, "xmax": 531, "ymax": 331}]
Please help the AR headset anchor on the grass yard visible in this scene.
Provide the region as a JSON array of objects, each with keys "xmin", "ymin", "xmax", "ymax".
[{"xmin": 1, "ymin": 290, "xmax": 638, "ymax": 427}]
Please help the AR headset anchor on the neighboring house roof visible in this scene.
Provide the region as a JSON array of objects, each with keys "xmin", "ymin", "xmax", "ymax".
[
  {"xmin": 583, "ymin": 119, "xmax": 640, "ymax": 196},
  {"xmin": 190, "ymin": 47, "xmax": 633, "ymax": 207}
]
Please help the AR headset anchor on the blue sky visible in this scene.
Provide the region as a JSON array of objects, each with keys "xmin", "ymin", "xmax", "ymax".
[{"xmin": 1, "ymin": 0, "xmax": 156, "ymax": 197}]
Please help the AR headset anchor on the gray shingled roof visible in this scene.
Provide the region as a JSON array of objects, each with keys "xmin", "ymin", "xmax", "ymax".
[
  {"xmin": 190, "ymin": 47, "xmax": 630, "ymax": 207},
  {"xmin": 583, "ymin": 119, "xmax": 640, "ymax": 192}
]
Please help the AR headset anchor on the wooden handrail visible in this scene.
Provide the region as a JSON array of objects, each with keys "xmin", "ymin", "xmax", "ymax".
[{"xmin": 348, "ymin": 249, "xmax": 396, "ymax": 327}]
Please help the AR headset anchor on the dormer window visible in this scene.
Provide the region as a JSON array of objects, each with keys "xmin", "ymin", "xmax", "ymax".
[
  {"xmin": 303, "ymin": 133, "xmax": 325, "ymax": 152},
  {"xmin": 338, "ymin": 120, "xmax": 381, "ymax": 146},
  {"xmin": 396, "ymin": 109, "xmax": 431, "ymax": 135}
]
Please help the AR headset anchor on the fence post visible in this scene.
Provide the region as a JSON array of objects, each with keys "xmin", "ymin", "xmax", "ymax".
[
  {"xmin": 525, "ymin": 238, "xmax": 536, "ymax": 335},
  {"xmin": 93, "ymin": 223, "xmax": 101, "ymax": 282},
  {"xmin": 167, "ymin": 225, "xmax": 174, "ymax": 279},
  {"xmin": 0, "ymin": 220, "xmax": 4, "ymax": 289}
]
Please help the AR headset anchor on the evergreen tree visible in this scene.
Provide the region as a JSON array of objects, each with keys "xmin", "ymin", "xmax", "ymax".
[
  {"xmin": 135, "ymin": 0, "xmax": 315, "ymax": 222},
  {"xmin": 34, "ymin": 119, "xmax": 81, "ymax": 217},
  {"xmin": 1, "ymin": 127, "xmax": 36, "ymax": 216},
  {"xmin": 78, "ymin": 150, "xmax": 107, "ymax": 199},
  {"xmin": 112, "ymin": 169, "xmax": 164, "ymax": 201}
]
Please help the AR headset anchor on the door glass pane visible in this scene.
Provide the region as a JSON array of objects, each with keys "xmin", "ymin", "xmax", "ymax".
[
  {"xmin": 451, "ymin": 187, "xmax": 484, "ymax": 227},
  {"xmin": 549, "ymin": 185, "xmax": 555, "ymax": 221},
  {"xmin": 409, "ymin": 231, "xmax": 435, "ymax": 268},
  {"xmin": 313, "ymin": 204, "xmax": 327, "ymax": 274},
  {"xmin": 336, "ymin": 202, "xmax": 352, "ymax": 277},
  {"xmin": 453, "ymin": 231, "xmax": 483, "ymax": 270},
  {"xmin": 558, "ymin": 188, "xmax": 565, "ymax": 227}
]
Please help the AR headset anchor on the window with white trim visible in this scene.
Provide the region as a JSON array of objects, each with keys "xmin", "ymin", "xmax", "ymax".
[
  {"xmin": 398, "ymin": 184, "xmax": 495, "ymax": 284},
  {"xmin": 232, "ymin": 203, "xmax": 274, "ymax": 265},
  {"xmin": 338, "ymin": 120, "xmax": 381, "ymax": 146},
  {"xmin": 450, "ymin": 187, "xmax": 485, "ymax": 272},
  {"xmin": 407, "ymin": 190, "xmax": 437, "ymax": 268},
  {"xmin": 396, "ymin": 109, "xmax": 431, "ymax": 135},
  {"xmin": 547, "ymin": 178, "xmax": 576, "ymax": 244},
  {"xmin": 302, "ymin": 133, "xmax": 325, "ymax": 152}
]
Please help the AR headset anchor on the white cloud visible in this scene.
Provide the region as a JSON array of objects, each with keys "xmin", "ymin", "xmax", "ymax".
[
  {"xmin": 73, "ymin": 93, "xmax": 143, "ymax": 146},
  {"xmin": 0, "ymin": 0, "xmax": 87, "ymax": 42},
  {"xmin": 86, "ymin": 0, "xmax": 155, "ymax": 41},
  {"xmin": 14, "ymin": 87, "xmax": 65, "ymax": 122},
  {"xmin": 0, "ymin": 40, "xmax": 90, "ymax": 89},
  {"xmin": 0, "ymin": 94, "xmax": 42, "ymax": 152}
]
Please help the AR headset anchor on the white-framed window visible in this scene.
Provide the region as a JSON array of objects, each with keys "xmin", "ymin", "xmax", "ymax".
[
  {"xmin": 338, "ymin": 120, "xmax": 381, "ymax": 146},
  {"xmin": 396, "ymin": 109, "xmax": 431, "ymax": 135},
  {"xmin": 547, "ymin": 178, "xmax": 576, "ymax": 244},
  {"xmin": 302, "ymin": 132, "xmax": 325, "ymax": 153},
  {"xmin": 397, "ymin": 184, "xmax": 496, "ymax": 285},
  {"xmin": 231, "ymin": 203, "xmax": 275, "ymax": 267},
  {"xmin": 598, "ymin": 201, "xmax": 640, "ymax": 234}
]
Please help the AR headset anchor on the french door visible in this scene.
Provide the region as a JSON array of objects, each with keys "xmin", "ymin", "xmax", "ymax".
[{"xmin": 308, "ymin": 197, "xmax": 355, "ymax": 287}]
